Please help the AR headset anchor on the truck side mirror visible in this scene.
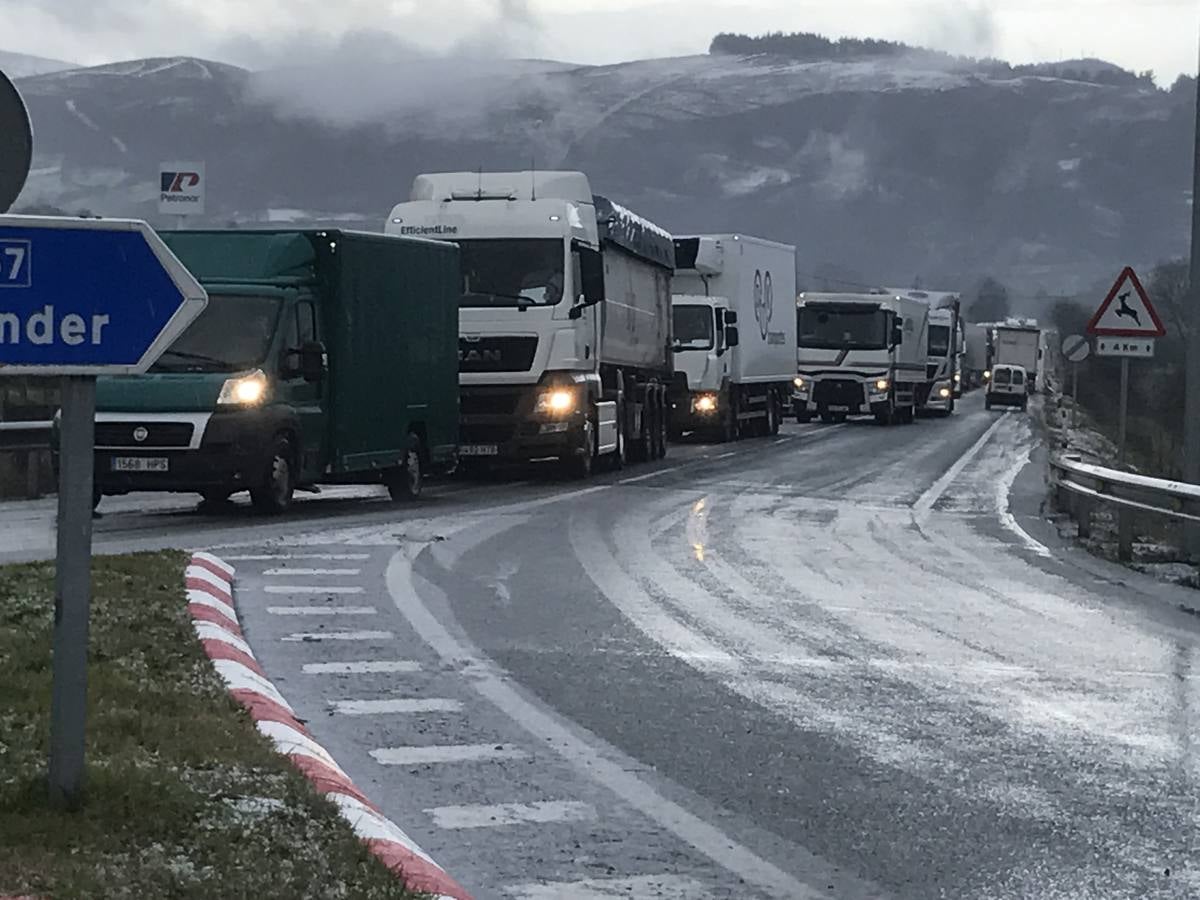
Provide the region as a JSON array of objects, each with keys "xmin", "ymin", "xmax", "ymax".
[
  {"xmin": 299, "ymin": 341, "xmax": 326, "ymax": 382},
  {"xmin": 579, "ymin": 247, "xmax": 605, "ymax": 305},
  {"xmin": 724, "ymin": 310, "xmax": 738, "ymax": 325},
  {"xmin": 725, "ymin": 326, "xmax": 740, "ymax": 348}
]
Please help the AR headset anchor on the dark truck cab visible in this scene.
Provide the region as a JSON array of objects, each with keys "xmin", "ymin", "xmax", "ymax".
[{"xmin": 90, "ymin": 229, "xmax": 460, "ymax": 511}]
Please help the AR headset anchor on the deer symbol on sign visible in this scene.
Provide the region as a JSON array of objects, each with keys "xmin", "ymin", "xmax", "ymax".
[{"xmin": 1115, "ymin": 291, "xmax": 1141, "ymax": 327}]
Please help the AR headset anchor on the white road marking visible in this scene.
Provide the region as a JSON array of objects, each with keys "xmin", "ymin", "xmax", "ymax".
[
  {"xmin": 618, "ymin": 464, "xmax": 686, "ymax": 485},
  {"xmin": 282, "ymin": 630, "xmax": 393, "ymax": 642},
  {"xmin": 912, "ymin": 413, "xmax": 1008, "ymax": 520},
  {"xmin": 263, "ymin": 568, "xmax": 362, "ymax": 576},
  {"xmin": 332, "ymin": 698, "xmax": 463, "ymax": 715},
  {"xmin": 222, "ymin": 553, "xmax": 371, "ymax": 561},
  {"xmin": 266, "ymin": 606, "xmax": 377, "ymax": 616},
  {"xmin": 714, "ymin": 451, "xmax": 737, "ymax": 459},
  {"xmin": 386, "ymin": 551, "xmax": 825, "ymax": 899},
  {"xmin": 263, "ymin": 585, "xmax": 364, "ymax": 594},
  {"xmin": 303, "ymin": 660, "xmax": 421, "ymax": 675},
  {"xmin": 996, "ymin": 447, "xmax": 1053, "ymax": 558},
  {"xmin": 504, "ymin": 874, "xmax": 717, "ymax": 899},
  {"xmin": 426, "ymin": 800, "xmax": 596, "ymax": 830},
  {"xmin": 370, "ymin": 743, "xmax": 527, "ymax": 765}
]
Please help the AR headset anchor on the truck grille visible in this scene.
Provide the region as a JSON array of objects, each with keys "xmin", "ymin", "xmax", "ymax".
[
  {"xmin": 459, "ymin": 337, "xmax": 538, "ymax": 373},
  {"xmin": 813, "ymin": 379, "xmax": 865, "ymax": 407},
  {"xmin": 460, "ymin": 423, "xmax": 516, "ymax": 445},
  {"xmin": 460, "ymin": 391, "xmax": 522, "ymax": 416},
  {"xmin": 95, "ymin": 421, "xmax": 194, "ymax": 448}
]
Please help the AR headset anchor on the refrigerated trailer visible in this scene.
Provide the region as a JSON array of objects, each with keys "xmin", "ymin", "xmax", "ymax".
[
  {"xmin": 793, "ymin": 291, "xmax": 930, "ymax": 425},
  {"xmin": 992, "ymin": 323, "xmax": 1042, "ymax": 391},
  {"xmin": 669, "ymin": 234, "xmax": 797, "ymax": 440},
  {"xmin": 387, "ymin": 170, "xmax": 675, "ymax": 478}
]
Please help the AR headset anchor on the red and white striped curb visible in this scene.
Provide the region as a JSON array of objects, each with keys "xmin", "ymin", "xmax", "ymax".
[{"xmin": 186, "ymin": 551, "xmax": 472, "ymax": 900}]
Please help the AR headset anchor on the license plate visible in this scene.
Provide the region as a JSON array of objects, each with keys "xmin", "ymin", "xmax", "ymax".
[
  {"xmin": 459, "ymin": 444, "xmax": 499, "ymax": 457},
  {"xmin": 829, "ymin": 405, "xmax": 850, "ymax": 412},
  {"xmin": 111, "ymin": 456, "xmax": 169, "ymax": 472}
]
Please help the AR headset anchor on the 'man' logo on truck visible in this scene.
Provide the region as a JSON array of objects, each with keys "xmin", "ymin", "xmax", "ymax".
[
  {"xmin": 754, "ymin": 269, "xmax": 774, "ymax": 339},
  {"xmin": 459, "ymin": 348, "xmax": 503, "ymax": 364}
]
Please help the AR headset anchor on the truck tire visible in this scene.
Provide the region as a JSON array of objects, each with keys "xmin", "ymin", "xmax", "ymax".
[
  {"xmin": 656, "ymin": 393, "xmax": 669, "ymax": 460},
  {"xmin": 562, "ymin": 420, "xmax": 594, "ymax": 480},
  {"xmin": 385, "ymin": 433, "xmax": 424, "ymax": 501},
  {"xmin": 767, "ymin": 394, "xmax": 781, "ymax": 436},
  {"xmin": 251, "ymin": 435, "xmax": 296, "ymax": 514}
]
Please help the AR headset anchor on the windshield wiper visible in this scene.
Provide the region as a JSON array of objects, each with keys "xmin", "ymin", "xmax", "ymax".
[{"xmin": 156, "ymin": 348, "xmax": 232, "ymax": 370}]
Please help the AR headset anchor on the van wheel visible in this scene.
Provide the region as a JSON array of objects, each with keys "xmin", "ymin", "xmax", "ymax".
[
  {"xmin": 386, "ymin": 434, "xmax": 424, "ymax": 501},
  {"xmin": 251, "ymin": 436, "xmax": 296, "ymax": 514}
]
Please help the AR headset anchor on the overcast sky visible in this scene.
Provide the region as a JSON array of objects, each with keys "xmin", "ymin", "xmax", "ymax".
[{"xmin": 3, "ymin": 0, "xmax": 1198, "ymax": 82}]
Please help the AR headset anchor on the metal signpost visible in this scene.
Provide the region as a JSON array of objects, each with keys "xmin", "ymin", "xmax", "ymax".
[
  {"xmin": 0, "ymin": 214, "xmax": 206, "ymax": 805},
  {"xmin": 1085, "ymin": 267, "xmax": 1166, "ymax": 468},
  {"xmin": 1061, "ymin": 333, "xmax": 1090, "ymax": 430}
]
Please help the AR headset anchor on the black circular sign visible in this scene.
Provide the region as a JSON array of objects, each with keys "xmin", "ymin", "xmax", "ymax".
[{"xmin": 0, "ymin": 69, "xmax": 33, "ymax": 213}]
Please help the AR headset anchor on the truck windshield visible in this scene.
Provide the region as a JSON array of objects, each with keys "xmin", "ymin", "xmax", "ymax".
[
  {"xmin": 798, "ymin": 306, "xmax": 888, "ymax": 350},
  {"xmin": 673, "ymin": 305, "xmax": 714, "ymax": 351},
  {"xmin": 149, "ymin": 294, "xmax": 282, "ymax": 374},
  {"xmin": 458, "ymin": 239, "xmax": 565, "ymax": 308},
  {"xmin": 928, "ymin": 325, "xmax": 951, "ymax": 358}
]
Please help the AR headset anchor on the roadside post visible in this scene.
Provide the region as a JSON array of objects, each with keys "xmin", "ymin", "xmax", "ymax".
[
  {"xmin": 1085, "ymin": 266, "xmax": 1166, "ymax": 562},
  {"xmin": 1060, "ymin": 333, "xmax": 1090, "ymax": 431},
  {"xmin": 0, "ymin": 214, "xmax": 206, "ymax": 806}
]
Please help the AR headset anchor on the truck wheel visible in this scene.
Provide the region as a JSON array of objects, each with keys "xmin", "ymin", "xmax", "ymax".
[
  {"xmin": 386, "ymin": 434, "xmax": 424, "ymax": 501},
  {"xmin": 562, "ymin": 421, "xmax": 594, "ymax": 480},
  {"xmin": 656, "ymin": 396, "xmax": 669, "ymax": 460},
  {"xmin": 251, "ymin": 436, "xmax": 296, "ymax": 514},
  {"xmin": 768, "ymin": 395, "xmax": 781, "ymax": 435}
]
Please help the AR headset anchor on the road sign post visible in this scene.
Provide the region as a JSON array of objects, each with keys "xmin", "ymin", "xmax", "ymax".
[
  {"xmin": 1061, "ymin": 334, "xmax": 1090, "ymax": 432},
  {"xmin": 1086, "ymin": 267, "xmax": 1166, "ymax": 473},
  {"xmin": 0, "ymin": 214, "xmax": 206, "ymax": 806}
]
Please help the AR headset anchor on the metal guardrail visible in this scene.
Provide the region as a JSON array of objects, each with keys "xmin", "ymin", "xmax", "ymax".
[
  {"xmin": 1049, "ymin": 454, "xmax": 1200, "ymax": 561},
  {"xmin": 0, "ymin": 419, "xmax": 52, "ymax": 452}
]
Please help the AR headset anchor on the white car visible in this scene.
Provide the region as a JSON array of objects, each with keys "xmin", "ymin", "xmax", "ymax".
[{"xmin": 985, "ymin": 364, "xmax": 1029, "ymax": 411}]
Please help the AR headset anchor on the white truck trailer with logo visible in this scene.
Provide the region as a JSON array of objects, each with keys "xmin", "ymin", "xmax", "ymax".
[
  {"xmin": 668, "ymin": 234, "xmax": 797, "ymax": 441},
  {"xmin": 386, "ymin": 171, "xmax": 675, "ymax": 478},
  {"xmin": 792, "ymin": 291, "xmax": 930, "ymax": 425}
]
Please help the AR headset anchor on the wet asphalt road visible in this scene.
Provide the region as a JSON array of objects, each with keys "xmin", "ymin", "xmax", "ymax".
[{"xmin": 7, "ymin": 392, "xmax": 1200, "ymax": 898}]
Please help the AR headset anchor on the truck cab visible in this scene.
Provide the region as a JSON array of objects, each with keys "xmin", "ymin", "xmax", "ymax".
[
  {"xmin": 669, "ymin": 294, "xmax": 740, "ymax": 438},
  {"xmin": 793, "ymin": 291, "xmax": 929, "ymax": 425}
]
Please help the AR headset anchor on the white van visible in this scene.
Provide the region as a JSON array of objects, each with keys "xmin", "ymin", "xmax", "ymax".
[{"xmin": 985, "ymin": 364, "xmax": 1028, "ymax": 411}]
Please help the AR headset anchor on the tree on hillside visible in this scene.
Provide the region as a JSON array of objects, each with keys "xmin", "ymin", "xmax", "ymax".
[{"xmin": 967, "ymin": 277, "xmax": 1010, "ymax": 323}]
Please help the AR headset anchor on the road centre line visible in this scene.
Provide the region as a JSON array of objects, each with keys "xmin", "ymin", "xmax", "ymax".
[{"xmin": 912, "ymin": 413, "xmax": 1008, "ymax": 520}]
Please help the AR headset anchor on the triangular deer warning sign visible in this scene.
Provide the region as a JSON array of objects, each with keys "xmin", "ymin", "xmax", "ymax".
[{"xmin": 1086, "ymin": 266, "xmax": 1166, "ymax": 337}]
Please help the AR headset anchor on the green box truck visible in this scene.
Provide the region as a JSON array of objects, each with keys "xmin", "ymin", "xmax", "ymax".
[{"xmin": 89, "ymin": 229, "xmax": 460, "ymax": 512}]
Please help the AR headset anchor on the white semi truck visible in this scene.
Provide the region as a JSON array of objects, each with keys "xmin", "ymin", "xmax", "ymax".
[
  {"xmin": 793, "ymin": 291, "xmax": 930, "ymax": 425},
  {"xmin": 963, "ymin": 323, "xmax": 991, "ymax": 389},
  {"xmin": 386, "ymin": 170, "xmax": 675, "ymax": 478},
  {"xmin": 889, "ymin": 289, "xmax": 963, "ymax": 415},
  {"xmin": 669, "ymin": 234, "xmax": 798, "ymax": 441}
]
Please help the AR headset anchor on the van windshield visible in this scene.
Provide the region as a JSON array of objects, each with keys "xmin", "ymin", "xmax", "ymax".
[
  {"xmin": 150, "ymin": 294, "xmax": 282, "ymax": 374},
  {"xmin": 458, "ymin": 239, "xmax": 565, "ymax": 308},
  {"xmin": 798, "ymin": 305, "xmax": 889, "ymax": 350},
  {"xmin": 673, "ymin": 305, "xmax": 714, "ymax": 350}
]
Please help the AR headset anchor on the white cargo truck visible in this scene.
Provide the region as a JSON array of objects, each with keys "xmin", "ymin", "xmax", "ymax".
[
  {"xmin": 668, "ymin": 234, "xmax": 798, "ymax": 441},
  {"xmin": 386, "ymin": 171, "xmax": 675, "ymax": 478},
  {"xmin": 992, "ymin": 322, "xmax": 1042, "ymax": 392},
  {"xmin": 889, "ymin": 289, "xmax": 962, "ymax": 415},
  {"xmin": 793, "ymin": 291, "xmax": 930, "ymax": 425}
]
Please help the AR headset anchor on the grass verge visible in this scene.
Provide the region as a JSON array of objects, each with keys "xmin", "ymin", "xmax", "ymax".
[{"xmin": 0, "ymin": 551, "xmax": 421, "ymax": 900}]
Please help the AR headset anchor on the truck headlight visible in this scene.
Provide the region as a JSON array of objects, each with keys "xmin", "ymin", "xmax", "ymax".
[
  {"xmin": 954, "ymin": 373, "xmax": 961, "ymax": 383},
  {"xmin": 535, "ymin": 388, "xmax": 576, "ymax": 415},
  {"xmin": 983, "ymin": 370, "xmax": 991, "ymax": 380},
  {"xmin": 939, "ymin": 387, "xmax": 952, "ymax": 398},
  {"xmin": 874, "ymin": 379, "xmax": 890, "ymax": 392},
  {"xmin": 793, "ymin": 376, "xmax": 805, "ymax": 390},
  {"xmin": 693, "ymin": 393, "xmax": 718, "ymax": 413},
  {"xmin": 218, "ymin": 369, "xmax": 269, "ymax": 407}
]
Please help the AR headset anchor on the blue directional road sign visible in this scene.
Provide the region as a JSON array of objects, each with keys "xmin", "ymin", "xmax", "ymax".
[{"xmin": 0, "ymin": 215, "xmax": 207, "ymax": 375}]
